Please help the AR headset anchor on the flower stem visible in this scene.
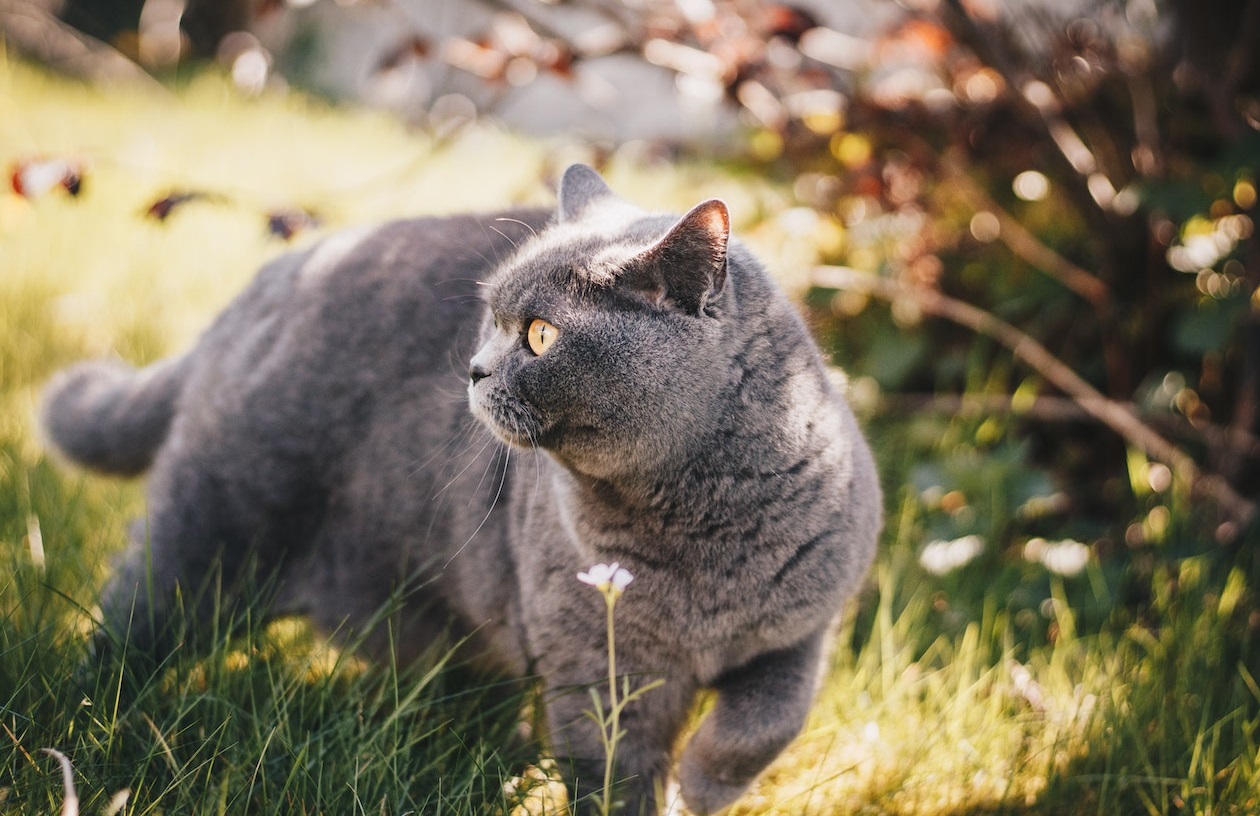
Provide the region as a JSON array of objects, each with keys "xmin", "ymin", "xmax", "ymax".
[{"xmin": 601, "ymin": 590, "xmax": 618, "ymax": 815}]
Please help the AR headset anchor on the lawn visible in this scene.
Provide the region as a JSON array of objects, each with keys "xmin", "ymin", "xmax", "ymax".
[{"xmin": 2, "ymin": 55, "xmax": 1258, "ymax": 814}]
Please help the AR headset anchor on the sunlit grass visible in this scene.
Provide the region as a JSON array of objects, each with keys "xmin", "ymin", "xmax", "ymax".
[
  {"xmin": 2, "ymin": 54, "xmax": 1258, "ymax": 815},
  {"xmin": 730, "ymin": 549, "xmax": 1260, "ymax": 816}
]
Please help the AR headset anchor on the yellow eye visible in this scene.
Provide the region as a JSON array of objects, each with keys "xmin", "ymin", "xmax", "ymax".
[{"xmin": 527, "ymin": 318, "xmax": 559, "ymax": 356}]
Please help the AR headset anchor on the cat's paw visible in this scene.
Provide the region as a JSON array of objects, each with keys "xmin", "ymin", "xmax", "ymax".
[{"xmin": 677, "ymin": 750, "xmax": 752, "ymax": 815}]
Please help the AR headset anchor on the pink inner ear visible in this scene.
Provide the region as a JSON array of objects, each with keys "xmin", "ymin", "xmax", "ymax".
[
  {"xmin": 702, "ymin": 201, "xmax": 729, "ymax": 236},
  {"xmin": 696, "ymin": 200, "xmax": 730, "ymax": 243}
]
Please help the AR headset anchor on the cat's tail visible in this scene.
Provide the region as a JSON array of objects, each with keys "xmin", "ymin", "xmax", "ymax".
[{"xmin": 40, "ymin": 354, "xmax": 193, "ymax": 476}]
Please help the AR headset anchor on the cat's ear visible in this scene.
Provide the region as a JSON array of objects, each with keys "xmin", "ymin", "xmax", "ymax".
[
  {"xmin": 627, "ymin": 199, "xmax": 730, "ymax": 315},
  {"xmin": 557, "ymin": 164, "xmax": 615, "ymax": 222}
]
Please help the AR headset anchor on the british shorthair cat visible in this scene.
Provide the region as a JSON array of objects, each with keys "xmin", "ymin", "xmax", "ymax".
[{"xmin": 41, "ymin": 165, "xmax": 881, "ymax": 814}]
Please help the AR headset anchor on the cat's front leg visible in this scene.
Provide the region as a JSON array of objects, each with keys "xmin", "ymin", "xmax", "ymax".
[{"xmin": 678, "ymin": 631, "xmax": 826, "ymax": 815}]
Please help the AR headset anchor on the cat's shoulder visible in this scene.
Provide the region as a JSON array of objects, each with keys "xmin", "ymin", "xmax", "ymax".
[
  {"xmin": 288, "ymin": 207, "xmax": 552, "ymax": 282},
  {"xmin": 230, "ymin": 207, "xmax": 550, "ymax": 311}
]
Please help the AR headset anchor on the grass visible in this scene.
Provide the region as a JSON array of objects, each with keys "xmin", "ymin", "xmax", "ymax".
[{"xmin": 2, "ymin": 54, "xmax": 1259, "ymax": 814}]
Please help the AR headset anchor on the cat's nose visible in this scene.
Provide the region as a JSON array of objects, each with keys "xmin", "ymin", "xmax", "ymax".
[{"xmin": 469, "ymin": 363, "xmax": 491, "ymax": 385}]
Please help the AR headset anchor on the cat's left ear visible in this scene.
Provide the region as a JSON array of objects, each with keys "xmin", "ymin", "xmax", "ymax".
[
  {"xmin": 557, "ymin": 164, "xmax": 615, "ymax": 222},
  {"xmin": 630, "ymin": 199, "xmax": 729, "ymax": 316}
]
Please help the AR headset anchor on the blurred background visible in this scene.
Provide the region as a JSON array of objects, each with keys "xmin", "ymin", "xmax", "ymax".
[
  {"xmin": 23, "ymin": 0, "xmax": 1255, "ymax": 611},
  {"xmin": 7, "ymin": 0, "xmax": 1260, "ymax": 708},
  {"xmin": 3, "ymin": 1, "xmax": 1260, "ymax": 812}
]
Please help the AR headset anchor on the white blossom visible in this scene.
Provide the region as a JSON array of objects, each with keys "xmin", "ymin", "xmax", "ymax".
[
  {"xmin": 919, "ymin": 535, "xmax": 985, "ymax": 576},
  {"xmin": 577, "ymin": 562, "xmax": 634, "ymax": 593},
  {"xmin": 1024, "ymin": 537, "xmax": 1090, "ymax": 577}
]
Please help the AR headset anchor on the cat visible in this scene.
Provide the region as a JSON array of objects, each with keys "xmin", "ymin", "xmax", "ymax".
[{"xmin": 40, "ymin": 164, "xmax": 882, "ymax": 815}]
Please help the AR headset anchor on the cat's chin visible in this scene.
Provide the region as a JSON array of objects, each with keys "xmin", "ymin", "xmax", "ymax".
[
  {"xmin": 469, "ymin": 409, "xmax": 535, "ymax": 448},
  {"xmin": 468, "ymin": 403, "xmax": 543, "ymax": 449},
  {"xmin": 467, "ymin": 388, "xmax": 542, "ymax": 447},
  {"xmin": 484, "ymin": 426, "xmax": 539, "ymax": 449},
  {"xmin": 473, "ymin": 411, "xmax": 598, "ymax": 455}
]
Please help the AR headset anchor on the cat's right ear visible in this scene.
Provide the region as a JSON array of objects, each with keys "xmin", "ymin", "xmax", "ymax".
[{"xmin": 557, "ymin": 164, "xmax": 614, "ymax": 222}]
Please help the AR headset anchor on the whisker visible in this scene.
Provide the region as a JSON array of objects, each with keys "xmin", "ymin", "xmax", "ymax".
[
  {"xmin": 493, "ymin": 216, "xmax": 539, "ymax": 239},
  {"xmin": 473, "ymin": 430, "xmax": 508, "ymax": 499},
  {"xmin": 432, "ymin": 432, "xmax": 498, "ymax": 499},
  {"xmin": 407, "ymin": 419, "xmax": 479, "ymax": 477},
  {"xmin": 444, "ymin": 441, "xmax": 511, "ymax": 568},
  {"xmin": 529, "ymin": 430, "xmax": 544, "ymax": 507},
  {"xmin": 488, "ymin": 224, "xmax": 515, "ymax": 246}
]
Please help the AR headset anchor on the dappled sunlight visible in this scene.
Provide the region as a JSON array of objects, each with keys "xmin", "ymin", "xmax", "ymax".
[
  {"xmin": 503, "ymin": 759, "xmax": 569, "ymax": 816},
  {"xmin": 0, "ymin": 58, "xmax": 796, "ymax": 361},
  {"xmin": 151, "ymin": 618, "xmax": 369, "ymax": 701},
  {"xmin": 4, "ymin": 0, "xmax": 1260, "ymax": 805},
  {"xmin": 726, "ymin": 626, "xmax": 1121, "ymax": 816},
  {"xmin": 730, "ymin": 620, "xmax": 1107, "ymax": 815},
  {"xmin": 0, "ymin": 60, "xmax": 543, "ymax": 356}
]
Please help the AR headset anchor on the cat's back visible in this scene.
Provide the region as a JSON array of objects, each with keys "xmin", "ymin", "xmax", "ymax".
[
  {"xmin": 182, "ymin": 210, "xmax": 549, "ymax": 431},
  {"xmin": 207, "ymin": 210, "xmax": 548, "ymax": 369},
  {"xmin": 142, "ymin": 207, "xmax": 552, "ymax": 544}
]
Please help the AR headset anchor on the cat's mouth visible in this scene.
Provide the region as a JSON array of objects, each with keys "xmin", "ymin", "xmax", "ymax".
[
  {"xmin": 468, "ymin": 385, "xmax": 549, "ymax": 448},
  {"xmin": 468, "ymin": 383, "xmax": 608, "ymax": 454}
]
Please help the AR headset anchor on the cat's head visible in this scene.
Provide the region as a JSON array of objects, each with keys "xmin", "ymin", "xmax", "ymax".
[{"xmin": 467, "ymin": 164, "xmax": 734, "ymax": 479}]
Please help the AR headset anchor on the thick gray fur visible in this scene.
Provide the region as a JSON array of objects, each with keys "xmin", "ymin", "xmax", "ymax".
[{"xmin": 41, "ymin": 165, "xmax": 881, "ymax": 815}]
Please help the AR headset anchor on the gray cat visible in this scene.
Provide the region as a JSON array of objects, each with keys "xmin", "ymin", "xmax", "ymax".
[{"xmin": 41, "ymin": 165, "xmax": 881, "ymax": 815}]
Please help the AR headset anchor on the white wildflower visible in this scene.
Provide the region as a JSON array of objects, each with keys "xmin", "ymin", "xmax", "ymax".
[
  {"xmin": 1024, "ymin": 537, "xmax": 1090, "ymax": 577},
  {"xmin": 918, "ymin": 534, "xmax": 985, "ymax": 575},
  {"xmin": 577, "ymin": 562, "xmax": 634, "ymax": 593}
]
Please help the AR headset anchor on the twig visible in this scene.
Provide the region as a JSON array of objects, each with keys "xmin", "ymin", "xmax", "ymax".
[
  {"xmin": 814, "ymin": 265, "xmax": 1258, "ymax": 530},
  {"xmin": 877, "ymin": 392, "xmax": 1090, "ymax": 422},
  {"xmin": 937, "ymin": 0, "xmax": 1118, "ymax": 229},
  {"xmin": 3, "ymin": 720, "xmax": 35, "ymax": 766},
  {"xmin": 874, "ymin": 392, "xmax": 1260, "ymax": 462},
  {"xmin": 938, "ymin": 152, "xmax": 1111, "ymax": 309}
]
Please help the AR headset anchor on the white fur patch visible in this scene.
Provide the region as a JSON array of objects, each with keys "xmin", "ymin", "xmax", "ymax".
[
  {"xmin": 298, "ymin": 224, "xmax": 378, "ymax": 285},
  {"xmin": 506, "ymin": 201, "xmax": 661, "ymax": 281}
]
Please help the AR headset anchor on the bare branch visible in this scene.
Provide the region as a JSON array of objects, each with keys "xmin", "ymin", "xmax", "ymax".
[
  {"xmin": 937, "ymin": 0, "xmax": 1118, "ymax": 228},
  {"xmin": 875, "ymin": 392, "xmax": 1260, "ymax": 462},
  {"xmin": 939, "ymin": 151, "xmax": 1111, "ymax": 309},
  {"xmin": 814, "ymin": 265, "xmax": 1258, "ymax": 530}
]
